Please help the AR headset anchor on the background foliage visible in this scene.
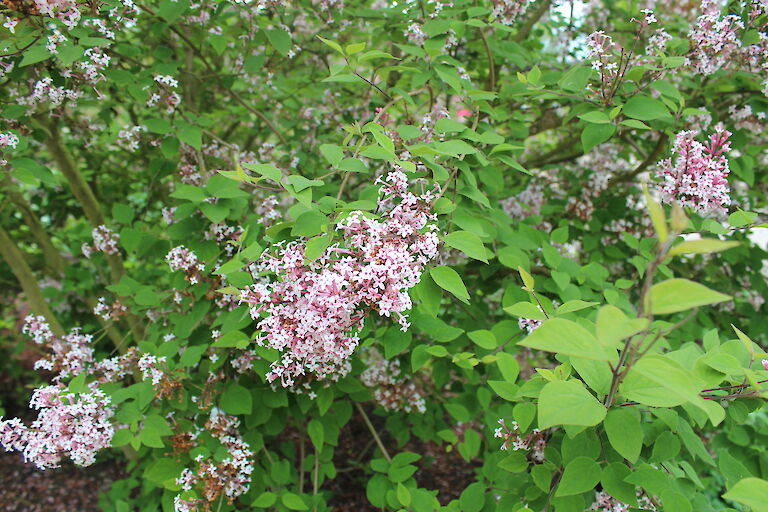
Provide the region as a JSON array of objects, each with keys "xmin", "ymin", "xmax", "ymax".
[{"xmin": 1, "ymin": 0, "xmax": 768, "ymax": 511}]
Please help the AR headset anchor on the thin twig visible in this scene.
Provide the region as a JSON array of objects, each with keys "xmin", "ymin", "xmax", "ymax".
[{"xmin": 354, "ymin": 402, "xmax": 392, "ymax": 463}]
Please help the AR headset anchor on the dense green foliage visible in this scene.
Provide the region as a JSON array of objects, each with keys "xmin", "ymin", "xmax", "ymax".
[{"xmin": 1, "ymin": 0, "xmax": 768, "ymax": 511}]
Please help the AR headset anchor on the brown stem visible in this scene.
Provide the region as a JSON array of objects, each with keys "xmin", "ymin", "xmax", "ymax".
[
  {"xmin": 513, "ymin": 0, "xmax": 553, "ymax": 43},
  {"xmin": 354, "ymin": 401, "xmax": 392, "ymax": 463},
  {"xmin": 3, "ymin": 176, "xmax": 65, "ymax": 277},
  {"xmin": 36, "ymin": 117, "xmax": 143, "ymax": 343},
  {"xmin": 0, "ymin": 226, "xmax": 65, "ymax": 336}
]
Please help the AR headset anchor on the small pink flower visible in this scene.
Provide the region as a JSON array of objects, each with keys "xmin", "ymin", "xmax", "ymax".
[
  {"xmin": 761, "ymin": 359, "xmax": 768, "ymax": 371},
  {"xmin": 456, "ymin": 108, "xmax": 472, "ymax": 122}
]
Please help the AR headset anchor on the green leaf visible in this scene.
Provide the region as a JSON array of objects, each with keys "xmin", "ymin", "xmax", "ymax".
[
  {"xmin": 623, "ymin": 96, "xmax": 669, "ymax": 121},
  {"xmin": 496, "ymin": 352, "xmax": 520, "ymax": 382},
  {"xmin": 622, "ymin": 355, "xmax": 723, "ymax": 425},
  {"xmin": 604, "ymin": 408, "xmax": 643, "ymax": 463},
  {"xmin": 722, "ymin": 478, "xmax": 768, "ymax": 512},
  {"xmin": 281, "ymin": 493, "xmax": 309, "ymax": 511},
  {"xmin": 252, "ymin": 492, "xmax": 277, "ymax": 507},
  {"xmin": 643, "ymin": 188, "xmax": 668, "ymax": 242},
  {"xmin": 434, "ymin": 118, "xmax": 467, "ymax": 132},
  {"xmin": 304, "ymin": 234, "xmax": 331, "ymax": 262},
  {"xmin": 396, "ymin": 483, "xmax": 411, "ymax": 507},
  {"xmin": 555, "ymin": 457, "xmax": 601, "ymax": 497},
  {"xmin": 178, "ymin": 125, "xmax": 202, "ymax": 150},
  {"xmin": 458, "ymin": 482, "xmax": 486, "ymax": 512},
  {"xmin": 581, "ymin": 123, "xmax": 616, "ymax": 152},
  {"xmin": 519, "ymin": 318, "xmax": 612, "ymax": 361},
  {"xmin": 242, "ymin": 162, "xmax": 283, "ymax": 182},
  {"xmin": 337, "ymin": 157, "xmax": 368, "ymax": 173},
  {"xmin": 538, "ymin": 380, "xmax": 607, "ymax": 429},
  {"xmin": 292, "ymin": 211, "xmax": 328, "ymax": 237},
  {"xmin": 596, "ymin": 305, "xmax": 648, "ymax": 348},
  {"xmin": 444, "ymin": 231, "xmax": 488, "ymax": 263},
  {"xmin": 467, "ymin": 329, "xmax": 497, "ymax": 350},
  {"xmin": 668, "ymin": 238, "xmax": 740, "ymax": 256},
  {"xmin": 308, "ymin": 419, "xmax": 324, "ymax": 450},
  {"xmin": 620, "ymin": 119, "xmax": 651, "ymax": 130},
  {"xmin": 429, "ymin": 266, "xmax": 469, "ymax": 303},
  {"xmin": 504, "ymin": 301, "xmax": 547, "ymax": 320},
  {"xmin": 433, "ymin": 139, "xmax": 477, "ymax": 157},
  {"xmin": 518, "ymin": 266, "xmax": 535, "ymax": 290},
  {"xmin": 144, "ymin": 458, "xmax": 183, "ymax": 486},
  {"xmin": 555, "ymin": 300, "xmax": 599, "ymax": 315},
  {"xmin": 579, "ymin": 111, "xmax": 611, "ymax": 124},
  {"xmin": 644, "ymin": 278, "xmax": 731, "ymax": 315},
  {"xmin": 319, "ymin": 144, "xmax": 344, "ymax": 166},
  {"xmin": 220, "ymin": 384, "xmax": 252, "ymax": 415},
  {"xmin": 267, "ymin": 29, "xmax": 292, "ymax": 56},
  {"xmin": 317, "ymin": 36, "xmax": 344, "ymax": 54}
]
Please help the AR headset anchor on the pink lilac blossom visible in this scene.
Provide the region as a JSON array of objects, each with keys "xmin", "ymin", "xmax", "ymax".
[
  {"xmin": 91, "ymin": 225, "xmax": 120, "ymax": 254},
  {"xmin": 33, "ymin": 0, "xmax": 81, "ymax": 28},
  {"xmin": 0, "ymin": 386, "xmax": 114, "ymax": 469},
  {"xmin": 240, "ymin": 168, "xmax": 439, "ymax": 387},
  {"xmin": 404, "ymin": 22, "xmax": 427, "ymax": 46},
  {"xmin": 0, "ymin": 131, "xmax": 19, "ymax": 150},
  {"xmin": 162, "ymin": 206, "xmax": 177, "ymax": 224},
  {"xmin": 22, "ymin": 315, "xmax": 93, "ymax": 379},
  {"xmin": 19, "ymin": 77, "xmax": 81, "ymax": 108},
  {"xmin": 93, "ymin": 296, "xmax": 127, "ymax": 321},
  {"xmin": 146, "ymin": 75, "xmax": 182, "ymax": 113},
  {"xmin": 686, "ymin": 0, "xmax": 745, "ymax": 75},
  {"xmin": 117, "ymin": 125, "xmax": 146, "ymax": 152},
  {"xmin": 655, "ymin": 125, "xmax": 732, "ymax": 213},
  {"xmin": 491, "ymin": 0, "xmax": 530, "ymax": 26},
  {"xmin": 167, "ymin": 246, "xmax": 206, "ymax": 284},
  {"xmin": 360, "ymin": 349, "xmax": 426, "ymax": 413},
  {"xmin": 493, "ymin": 418, "xmax": 546, "ymax": 462},
  {"xmin": 174, "ymin": 408, "xmax": 254, "ymax": 511},
  {"xmin": 138, "ymin": 354, "xmax": 167, "ymax": 385},
  {"xmin": 588, "ymin": 490, "xmax": 657, "ymax": 511}
]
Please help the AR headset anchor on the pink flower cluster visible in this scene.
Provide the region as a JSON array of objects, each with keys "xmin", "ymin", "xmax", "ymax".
[
  {"xmin": 360, "ymin": 349, "xmax": 426, "ymax": 413},
  {"xmin": 167, "ymin": 246, "xmax": 206, "ymax": 285},
  {"xmin": 586, "ymin": 31, "xmax": 619, "ymax": 79},
  {"xmin": 656, "ymin": 126, "xmax": 732, "ymax": 213},
  {"xmin": 240, "ymin": 168, "xmax": 439, "ymax": 387},
  {"xmin": 0, "ymin": 385, "xmax": 114, "ymax": 469},
  {"xmin": 175, "ymin": 409, "xmax": 254, "ymax": 512},
  {"xmin": 146, "ymin": 75, "xmax": 181, "ymax": 114},
  {"xmin": 686, "ymin": 0, "xmax": 745, "ymax": 75},
  {"xmin": 138, "ymin": 354, "xmax": 168, "ymax": 386},
  {"xmin": 116, "ymin": 125, "xmax": 146, "ymax": 152},
  {"xmin": 93, "ymin": 296, "xmax": 127, "ymax": 321},
  {"xmin": 589, "ymin": 491, "xmax": 657, "ymax": 511},
  {"xmin": 33, "ymin": 0, "xmax": 81, "ymax": 29},
  {"xmin": 491, "ymin": 0, "xmax": 529, "ymax": 26},
  {"xmin": 493, "ymin": 418, "xmax": 546, "ymax": 462},
  {"xmin": 0, "ymin": 131, "xmax": 19, "ymax": 150},
  {"xmin": 23, "ymin": 315, "xmax": 94, "ymax": 379},
  {"xmin": 82, "ymin": 225, "xmax": 120, "ymax": 256}
]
